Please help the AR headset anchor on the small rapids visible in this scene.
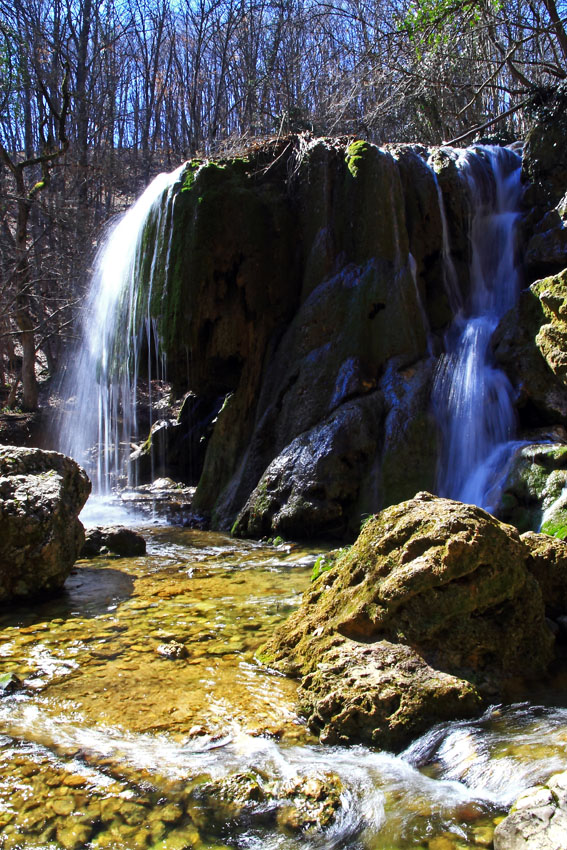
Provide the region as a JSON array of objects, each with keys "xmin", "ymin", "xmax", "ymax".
[{"xmin": 0, "ymin": 527, "xmax": 565, "ymax": 850}]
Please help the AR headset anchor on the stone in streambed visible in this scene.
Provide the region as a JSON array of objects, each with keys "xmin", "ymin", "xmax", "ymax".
[
  {"xmin": 81, "ymin": 526, "xmax": 146, "ymax": 558},
  {"xmin": 493, "ymin": 770, "xmax": 567, "ymax": 850}
]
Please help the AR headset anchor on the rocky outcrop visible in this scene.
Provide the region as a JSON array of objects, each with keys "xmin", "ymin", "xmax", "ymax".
[
  {"xmin": 0, "ymin": 446, "xmax": 91, "ymax": 601},
  {"xmin": 496, "ymin": 440, "xmax": 567, "ymax": 533},
  {"xmin": 493, "ymin": 770, "xmax": 567, "ymax": 850},
  {"xmin": 121, "ymin": 102, "xmax": 567, "ymax": 538},
  {"xmin": 259, "ymin": 493, "xmax": 555, "ymax": 749},
  {"xmin": 135, "ymin": 136, "xmax": 479, "ymax": 534},
  {"xmin": 493, "ymin": 271, "xmax": 567, "ymax": 425}
]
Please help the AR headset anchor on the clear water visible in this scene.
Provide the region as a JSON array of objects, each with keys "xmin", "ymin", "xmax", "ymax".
[
  {"xmin": 0, "ymin": 528, "xmax": 565, "ymax": 850},
  {"xmin": 432, "ymin": 146, "xmax": 523, "ymax": 507}
]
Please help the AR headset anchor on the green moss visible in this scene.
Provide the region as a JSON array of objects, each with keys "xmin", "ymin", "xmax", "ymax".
[
  {"xmin": 541, "ymin": 513, "xmax": 567, "ymax": 539},
  {"xmin": 345, "ymin": 141, "xmax": 371, "ymax": 178}
]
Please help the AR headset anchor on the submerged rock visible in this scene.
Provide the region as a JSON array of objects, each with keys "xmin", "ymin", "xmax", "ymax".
[
  {"xmin": 0, "ymin": 446, "xmax": 90, "ymax": 602},
  {"xmin": 493, "ymin": 770, "xmax": 567, "ymax": 850},
  {"xmin": 259, "ymin": 493, "xmax": 555, "ymax": 749},
  {"xmin": 192, "ymin": 768, "xmax": 344, "ymax": 836}
]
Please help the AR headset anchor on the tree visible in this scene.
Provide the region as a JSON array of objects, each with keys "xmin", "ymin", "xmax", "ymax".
[{"xmin": 0, "ymin": 0, "xmax": 70, "ymax": 410}]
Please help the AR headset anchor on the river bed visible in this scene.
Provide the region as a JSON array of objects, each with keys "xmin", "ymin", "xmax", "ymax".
[{"xmin": 0, "ymin": 522, "xmax": 566, "ymax": 850}]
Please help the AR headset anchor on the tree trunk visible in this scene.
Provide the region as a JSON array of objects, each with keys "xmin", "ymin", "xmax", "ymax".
[{"xmin": 15, "ymin": 308, "xmax": 38, "ymax": 411}]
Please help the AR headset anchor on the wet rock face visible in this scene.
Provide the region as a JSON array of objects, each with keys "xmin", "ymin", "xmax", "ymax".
[
  {"xmin": 144, "ymin": 138, "xmax": 479, "ymax": 533},
  {"xmin": 493, "ymin": 770, "xmax": 567, "ymax": 850},
  {"xmin": 260, "ymin": 493, "xmax": 556, "ymax": 749},
  {"xmin": 232, "ymin": 394, "xmax": 383, "ymax": 540},
  {"xmin": 0, "ymin": 446, "xmax": 91, "ymax": 601}
]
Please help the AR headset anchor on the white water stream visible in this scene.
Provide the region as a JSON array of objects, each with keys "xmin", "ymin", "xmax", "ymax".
[
  {"xmin": 59, "ymin": 166, "xmax": 185, "ymax": 495},
  {"xmin": 432, "ymin": 146, "xmax": 522, "ymax": 508}
]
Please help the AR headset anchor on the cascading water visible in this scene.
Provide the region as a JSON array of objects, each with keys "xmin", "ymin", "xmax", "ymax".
[
  {"xmin": 433, "ymin": 146, "xmax": 523, "ymax": 509},
  {"xmin": 58, "ymin": 165, "xmax": 185, "ymax": 497}
]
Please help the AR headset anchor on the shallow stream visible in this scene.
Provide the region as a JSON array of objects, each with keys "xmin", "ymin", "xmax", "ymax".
[{"xmin": 0, "ymin": 522, "xmax": 566, "ymax": 850}]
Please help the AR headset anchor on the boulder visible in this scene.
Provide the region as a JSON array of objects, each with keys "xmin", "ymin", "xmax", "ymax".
[
  {"xmin": 0, "ymin": 446, "xmax": 91, "ymax": 601},
  {"xmin": 298, "ymin": 640, "xmax": 481, "ymax": 749},
  {"xmin": 259, "ymin": 493, "xmax": 555, "ymax": 749},
  {"xmin": 493, "ymin": 770, "xmax": 567, "ymax": 850},
  {"xmin": 81, "ymin": 526, "xmax": 146, "ymax": 558},
  {"xmin": 522, "ymin": 531, "xmax": 567, "ymax": 619},
  {"xmin": 232, "ymin": 393, "xmax": 383, "ymax": 540}
]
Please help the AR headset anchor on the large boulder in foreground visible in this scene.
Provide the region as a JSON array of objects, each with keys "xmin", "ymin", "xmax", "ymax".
[
  {"xmin": 260, "ymin": 493, "xmax": 555, "ymax": 749},
  {"xmin": 0, "ymin": 446, "xmax": 91, "ymax": 601}
]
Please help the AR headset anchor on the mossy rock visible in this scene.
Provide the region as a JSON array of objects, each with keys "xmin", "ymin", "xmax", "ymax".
[{"xmin": 259, "ymin": 492, "xmax": 555, "ymax": 748}]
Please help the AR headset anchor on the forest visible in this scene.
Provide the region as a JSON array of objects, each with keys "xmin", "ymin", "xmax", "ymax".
[{"xmin": 1, "ymin": 0, "xmax": 566, "ymax": 411}]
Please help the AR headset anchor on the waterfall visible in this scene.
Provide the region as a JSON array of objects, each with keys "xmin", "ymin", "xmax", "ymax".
[
  {"xmin": 58, "ymin": 165, "xmax": 185, "ymax": 494},
  {"xmin": 432, "ymin": 146, "xmax": 522, "ymax": 508}
]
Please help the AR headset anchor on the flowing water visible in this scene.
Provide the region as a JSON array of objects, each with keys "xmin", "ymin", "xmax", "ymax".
[
  {"xmin": 58, "ymin": 166, "xmax": 186, "ymax": 493},
  {"xmin": 0, "ymin": 528, "xmax": 566, "ymax": 850},
  {"xmin": 433, "ymin": 146, "xmax": 522, "ymax": 507}
]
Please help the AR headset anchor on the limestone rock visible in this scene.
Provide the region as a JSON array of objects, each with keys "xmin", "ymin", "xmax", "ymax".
[
  {"xmin": 81, "ymin": 526, "xmax": 146, "ymax": 558},
  {"xmin": 493, "ymin": 271, "xmax": 567, "ymax": 424},
  {"xmin": 259, "ymin": 493, "xmax": 554, "ymax": 748},
  {"xmin": 496, "ymin": 441, "xmax": 567, "ymax": 533},
  {"xmin": 0, "ymin": 446, "xmax": 91, "ymax": 601},
  {"xmin": 493, "ymin": 770, "xmax": 567, "ymax": 850},
  {"xmin": 298, "ymin": 640, "xmax": 481, "ymax": 750},
  {"xmin": 522, "ymin": 531, "xmax": 567, "ymax": 618}
]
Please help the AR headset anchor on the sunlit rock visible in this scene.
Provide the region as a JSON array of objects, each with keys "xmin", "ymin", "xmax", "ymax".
[
  {"xmin": 493, "ymin": 769, "xmax": 567, "ymax": 850},
  {"xmin": 259, "ymin": 492, "xmax": 555, "ymax": 749},
  {"xmin": 493, "ymin": 270, "xmax": 567, "ymax": 424},
  {"xmin": 0, "ymin": 446, "xmax": 90, "ymax": 602},
  {"xmin": 522, "ymin": 531, "xmax": 567, "ymax": 619}
]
